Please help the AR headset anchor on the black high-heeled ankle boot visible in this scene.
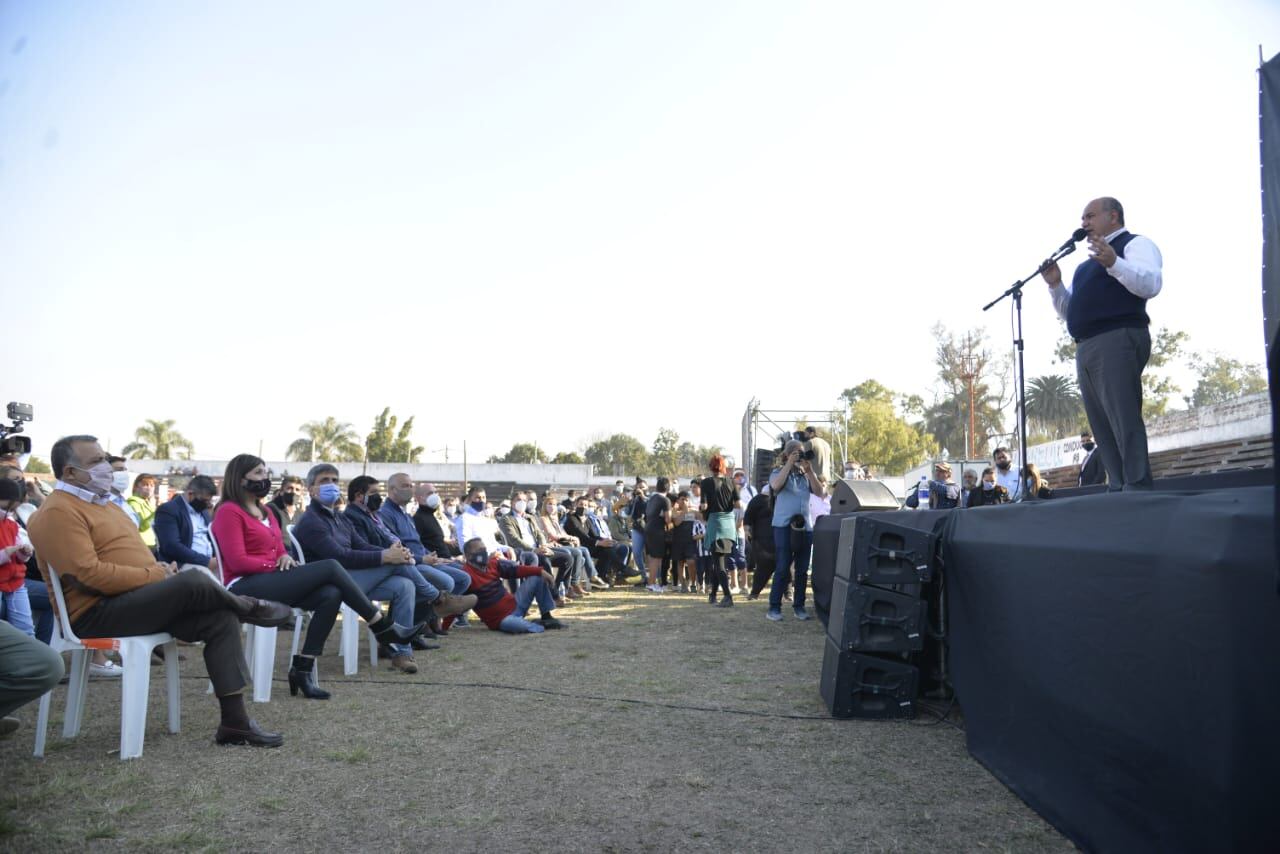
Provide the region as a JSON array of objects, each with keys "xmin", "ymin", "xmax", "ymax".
[
  {"xmin": 370, "ymin": 616, "xmax": 427, "ymax": 646},
  {"xmin": 287, "ymin": 655, "xmax": 331, "ymax": 700}
]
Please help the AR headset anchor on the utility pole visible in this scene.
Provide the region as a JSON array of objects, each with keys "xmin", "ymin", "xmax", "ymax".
[
  {"xmin": 958, "ymin": 340, "xmax": 979, "ymax": 460},
  {"xmin": 462, "ymin": 440, "xmax": 468, "ymax": 492}
]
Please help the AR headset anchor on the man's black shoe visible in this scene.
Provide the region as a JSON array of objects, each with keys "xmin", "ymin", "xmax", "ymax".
[
  {"xmin": 410, "ymin": 636, "xmax": 441, "ymax": 651},
  {"xmin": 539, "ymin": 617, "xmax": 566, "ymax": 630}
]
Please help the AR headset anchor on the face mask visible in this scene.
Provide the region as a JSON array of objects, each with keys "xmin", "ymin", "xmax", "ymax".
[
  {"xmin": 1082, "ymin": 442, "xmax": 1095, "ymax": 452},
  {"xmin": 983, "ymin": 481, "xmax": 995, "ymax": 491},
  {"xmin": 111, "ymin": 471, "xmax": 130, "ymax": 494},
  {"xmin": 189, "ymin": 497, "xmax": 210, "ymax": 513},
  {"xmin": 467, "ymin": 550, "xmax": 488, "ymax": 568},
  {"xmin": 574, "ymin": 507, "xmax": 585, "ymax": 517},
  {"xmin": 425, "ymin": 493, "xmax": 440, "ymax": 510},
  {"xmin": 514, "ymin": 500, "xmax": 527, "ymax": 514},
  {"xmin": 244, "ymin": 477, "xmax": 272, "ymax": 498},
  {"xmin": 279, "ymin": 492, "xmax": 297, "ymax": 507},
  {"xmin": 318, "ymin": 483, "xmax": 342, "ymax": 505},
  {"xmin": 366, "ymin": 494, "xmax": 383, "ymax": 512},
  {"xmin": 75, "ymin": 461, "xmax": 115, "ymax": 496},
  {"xmin": 470, "ymin": 500, "xmax": 485, "ymax": 512}
]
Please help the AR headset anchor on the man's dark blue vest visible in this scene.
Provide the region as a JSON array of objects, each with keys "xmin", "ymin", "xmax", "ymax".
[{"xmin": 1066, "ymin": 231, "xmax": 1147, "ymax": 341}]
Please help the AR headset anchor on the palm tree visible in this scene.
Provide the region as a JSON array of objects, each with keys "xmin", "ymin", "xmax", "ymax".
[
  {"xmin": 1025, "ymin": 374, "xmax": 1085, "ymax": 438},
  {"xmin": 287, "ymin": 417, "xmax": 363, "ymax": 462},
  {"xmin": 121, "ymin": 419, "xmax": 195, "ymax": 460}
]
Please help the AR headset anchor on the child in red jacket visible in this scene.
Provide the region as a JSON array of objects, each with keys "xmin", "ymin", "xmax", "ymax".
[
  {"xmin": 457, "ymin": 537, "xmax": 564, "ymax": 633},
  {"xmin": 0, "ymin": 479, "xmax": 35, "ymax": 636}
]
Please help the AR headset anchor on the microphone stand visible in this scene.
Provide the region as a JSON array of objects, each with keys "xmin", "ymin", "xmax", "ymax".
[{"xmin": 982, "ymin": 242, "xmax": 1078, "ymax": 501}]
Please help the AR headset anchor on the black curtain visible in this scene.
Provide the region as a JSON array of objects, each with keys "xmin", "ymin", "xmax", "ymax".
[{"xmin": 1260, "ymin": 52, "xmax": 1280, "ymax": 591}]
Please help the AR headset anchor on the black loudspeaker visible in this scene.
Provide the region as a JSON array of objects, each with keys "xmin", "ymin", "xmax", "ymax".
[
  {"xmin": 829, "ymin": 479, "xmax": 899, "ymax": 514},
  {"xmin": 753, "ymin": 448, "xmax": 776, "ymax": 491},
  {"xmin": 829, "ymin": 576, "xmax": 926, "ymax": 653},
  {"xmin": 850, "ymin": 517, "xmax": 936, "ymax": 585},
  {"xmin": 819, "ymin": 637, "xmax": 918, "ymax": 719}
]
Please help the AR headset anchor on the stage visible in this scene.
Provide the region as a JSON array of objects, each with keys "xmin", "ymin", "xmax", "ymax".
[{"xmin": 812, "ymin": 479, "xmax": 1279, "ymax": 852}]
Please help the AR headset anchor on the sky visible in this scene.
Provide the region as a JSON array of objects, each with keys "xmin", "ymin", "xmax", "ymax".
[{"xmin": 1, "ymin": 0, "xmax": 1276, "ymax": 467}]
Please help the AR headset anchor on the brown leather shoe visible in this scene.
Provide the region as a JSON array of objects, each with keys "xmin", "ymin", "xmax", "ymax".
[
  {"xmin": 432, "ymin": 592, "xmax": 477, "ymax": 618},
  {"xmin": 390, "ymin": 654, "xmax": 418, "ymax": 674},
  {"xmin": 214, "ymin": 719, "xmax": 284, "ymax": 747},
  {"xmin": 235, "ymin": 597, "xmax": 294, "ymax": 628}
]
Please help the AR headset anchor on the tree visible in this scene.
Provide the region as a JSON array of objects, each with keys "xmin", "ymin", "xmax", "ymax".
[
  {"xmin": 649, "ymin": 428, "xmax": 680, "ymax": 477},
  {"xmin": 1185, "ymin": 353, "xmax": 1268, "ymax": 407},
  {"xmin": 835, "ymin": 379, "xmax": 936, "ymax": 474},
  {"xmin": 583, "ymin": 433, "xmax": 649, "ymax": 476},
  {"xmin": 487, "ymin": 442, "xmax": 548, "ymax": 464},
  {"xmin": 676, "ymin": 441, "xmax": 724, "ymax": 478},
  {"xmin": 1025, "ymin": 374, "xmax": 1085, "ymax": 438},
  {"xmin": 550, "ymin": 451, "xmax": 584, "ymax": 465},
  {"xmin": 121, "ymin": 419, "xmax": 195, "ymax": 460},
  {"xmin": 287, "ymin": 417, "xmax": 363, "ymax": 462},
  {"xmin": 24, "ymin": 456, "xmax": 51, "ymax": 473},
  {"xmin": 1057, "ymin": 326, "xmax": 1190, "ymax": 419},
  {"xmin": 922, "ymin": 325, "xmax": 1007, "ymax": 456},
  {"xmin": 365, "ymin": 407, "xmax": 423, "ymax": 463}
]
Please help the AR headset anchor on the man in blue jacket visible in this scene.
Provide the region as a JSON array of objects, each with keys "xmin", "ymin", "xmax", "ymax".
[{"xmin": 154, "ymin": 475, "xmax": 219, "ymax": 577}]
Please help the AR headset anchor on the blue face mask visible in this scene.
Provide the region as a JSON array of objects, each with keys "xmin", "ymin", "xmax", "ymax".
[{"xmin": 318, "ymin": 483, "xmax": 342, "ymax": 505}]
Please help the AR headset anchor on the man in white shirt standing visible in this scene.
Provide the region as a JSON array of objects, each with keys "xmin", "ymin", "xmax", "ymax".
[
  {"xmin": 1042, "ymin": 197, "xmax": 1162, "ymax": 490},
  {"xmin": 992, "ymin": 447, "xmax": 1022, "ymax": 501}
]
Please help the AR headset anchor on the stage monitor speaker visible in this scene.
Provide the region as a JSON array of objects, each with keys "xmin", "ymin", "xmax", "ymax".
[
  {"xmin": 829, "ymin": 479, "xmax": 899, "ymax": 514},
  {"xmin": 819, "ymin": 637, "xmax": 919, "ymax": 719},
  {"xmin": 753, "ymin": 448, "xmax": 777, "ymax": 491},
  {"xmin": 828, "ymin": 576, "xmax": 926, "ymax": 653},
  {"xmin": 848, "ymin": 517, "xmax": 936, "ymax": 585}
]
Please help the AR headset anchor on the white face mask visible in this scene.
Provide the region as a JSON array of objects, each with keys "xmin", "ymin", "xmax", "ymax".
[
  {"xmin": 425, "ymin": 493, "xmax": 440, "ymax": 510},
  {"xmin": 513, "ymin": 500, "xmax": 527, "ymax": 514},
  {"xmin": 111, "ymin": 470, "xmax": 131, "ymax": 495}
]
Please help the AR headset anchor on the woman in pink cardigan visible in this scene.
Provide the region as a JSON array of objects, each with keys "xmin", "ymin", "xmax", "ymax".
[{"xmin": 211, "ymin": 454, "xmax": 422, "ymax": 699}]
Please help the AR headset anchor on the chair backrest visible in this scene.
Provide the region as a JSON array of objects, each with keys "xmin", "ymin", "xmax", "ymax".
[
  {"xmin": 286, "ymin": 525, "xmax": 307, "ymax": 564},
  {"xmin": 209, "ymin": 531, "xmax": 228, "ymax": 585},
  {"xmin": 45, "ymin": 564, "xmax": 85, "ymax": 646}
]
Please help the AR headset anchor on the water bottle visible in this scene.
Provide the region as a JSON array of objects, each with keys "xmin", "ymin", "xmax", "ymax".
[
  {"xmin": 917, "ymin": 476, "xmax": 930, "ymax": 507},
  {"xmin": 558, "ymin": 582, "xmax": 567, "ymax": 599}
]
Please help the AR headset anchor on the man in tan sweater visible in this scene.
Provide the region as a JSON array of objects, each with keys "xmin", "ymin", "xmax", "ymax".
[{"xmin": 28, "ymin": 435, "xmax": 293, "ymax": 748}]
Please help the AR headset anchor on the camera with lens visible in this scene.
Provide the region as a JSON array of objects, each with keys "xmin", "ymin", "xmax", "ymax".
[
  {"xmin": 0, "ymin": 402, "xmax": 33, "ymax": 457},
  {"xmin": 788, "ymin": 513, "xmax": 806, "ymax": 531}
]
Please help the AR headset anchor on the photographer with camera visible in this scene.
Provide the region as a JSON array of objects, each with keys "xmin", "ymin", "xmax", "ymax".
[{"xmin": 765, "ymin": 439, "xmax": 826, "ymax": 622}]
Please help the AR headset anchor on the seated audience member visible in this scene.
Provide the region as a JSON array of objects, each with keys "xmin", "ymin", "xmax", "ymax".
[
  {"xmin": 904, "ymin": 462, "xmax": 962, "ymax": 510},
  {"xmin": 211, "ymin": 455, "xmax": 426, "ymax": 698},
  {"xmin": 413, "ymin": 483, "xmax": 460, "ymax": 557},
  {"xmin": 563, "ymin": 496, "xmax": 622, "ymax": 588},
  {"xmin": 454, "ymin": 487, "xmax": 516, "ymax": 562},
  {"xmin": 29, "ymin": 435, "xmax": 293, "ymax": 746},
  {"xmin": 497, "ymin": 493, "xmax": 573, "ymax": 591},
  {"xmin": 126, "ymin": 475, "xmax": 159, "ymax": 552},
  {"xmin": 0, "ymin": 620, "xmax": 64, "ymax": 738},
  {"xmin": 534, "ymin": 495, "xmax": 593, "ymax": 598},
  {"xmin": 591, "ymin": 497, "xmax": 634, "ymax": 583},
  {"xmin": 967, "ymin": 466, "xmax": 1012, "ymax": 508},
  {"xmin": 266, "ymin": 475, "xmax": 306, "ymax": 528},
  {"xmin": 626, "ymin": 484, "xmax": 648, "ymax": 586},
  {"xmin": 293, "ymin": 464, "xmax": 448, "ymax": 674},
  {"xmin": 106, "ymin": 456, "xmax": 140, "ymax": 528},
  {"xmin": 1022, "ymin": 463, "xmax": 1054, "ymax": 500},
  {"xmin": 154, "ymin": 475, "xmax": 220, "ymax": 576},
  {"xmin": 377, "ymin": 473, "xmax": 473, "ymax": 597},
  {"xmin": 458, "ymin": 537, "xmax": 564, "ymax": 633},
  {"xmin": 0, "ymin": 479, "xmax": 36, "ymax": 635}
]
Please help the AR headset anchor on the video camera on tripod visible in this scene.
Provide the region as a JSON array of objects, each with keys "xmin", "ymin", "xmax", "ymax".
[{"xmin": 0, "ymin": 402, "xmax": 34, "ymax": 457}]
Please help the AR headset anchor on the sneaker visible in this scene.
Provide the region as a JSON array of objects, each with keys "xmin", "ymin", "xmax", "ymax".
[
  {"xmin": 746, "ymin": 593, "xmax": 759, "ymax": 601},
  {"xmin": 793, "ymin": 608, "xmax": 811, "ymax": 621},
  {"xmin": 539, "ymin": 617, "xmax": 566, "ymax": 630},
  {"xmin": 453, "ymin": 614, "xmax": 470, "ymax": 628},
  {"xmin": 647, "ymin": 584, "xmax": 664, "ymax": 593},
  {"xmin": 90, "ymin": 661, "xmax": 123, "ymax": 678},
  {"xmin": 766, "ymin": 609, "xmax": 783, "ymax": 622},
  {"xmin": 678, "ymin": 584, "xmax": 689, "ymax": 594},
  {"xmin": 590, "ymin": 577, "xmax": 609, "ymax": 590}
]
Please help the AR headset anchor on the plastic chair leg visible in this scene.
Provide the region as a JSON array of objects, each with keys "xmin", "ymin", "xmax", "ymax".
[
  {"xmin": 119, "ymin": 639, "xmax": 153, "ymax": 760},
  {"xmin": 340, "ymin": 605, "xmax": 359, "ymax": 676},
  {"xmin": 63, "ymin": 649, "xmax": 91, "ymax": 738},
  {"xmin": 251, "ymin": 626, "xmax": 277, "ymax": 703},
  {"xmin": 163, "ymin": 640, "xmax": 180, "ymax": 733},
  {"xmin": 33, "ymin": 691, "xmax": 51, "ymax": 757},
  {"xmin": 367, "ymin": 629, "xmax": 377, "ymax": 668}
]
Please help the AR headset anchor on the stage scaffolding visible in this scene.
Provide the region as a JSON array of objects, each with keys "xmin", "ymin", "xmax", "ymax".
[{"xmin": 740, "ymin": 398, "xmax": 849, "ymax": 486}]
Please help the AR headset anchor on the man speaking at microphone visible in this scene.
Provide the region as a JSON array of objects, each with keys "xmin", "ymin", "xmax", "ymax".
[{"xmin": 1041, "ymin": 197, "xmax": 1162, "ymax": 490}]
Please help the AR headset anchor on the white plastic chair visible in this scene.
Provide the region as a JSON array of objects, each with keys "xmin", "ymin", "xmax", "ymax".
[
  {"xmin": 33, "ymin": 564, "xmax": 180, "ymax": 760},
  {"xmin": 209, "ymin": 532, "xmax": 305, "ymax": 703},
  {"xmin": 287, "ymin": 525, "xmax": 376, "ymax": 675}
]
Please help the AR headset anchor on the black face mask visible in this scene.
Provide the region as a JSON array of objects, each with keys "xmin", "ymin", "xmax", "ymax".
[
  {"xmin": 995, "ymin": 460, "xmax": 1010, "ymax": 472},
  {"xmin": 244, "ymin": 478, "xmax": 271, "ymax": 498},
  {"xmin": 189, "ymin": 497, "xmax": 210, "ymax": 513},
  {"xmin": 1082, "ymin": 442, "xmax": 1096, "ymax": 452},
  {"xmin": 574, "ymin": 507, "xmax": 585, "ymax": 516},
  {"xmin": 366, "ymin": 494, "xmax": 383, "ymax": 512},
  {"xmin": 467, "ymin": 551, "xmax": 488, "ymax": 568},
  {"xmin": 278, "ymin": 492, "xmax": 296, "ymax": 507}
]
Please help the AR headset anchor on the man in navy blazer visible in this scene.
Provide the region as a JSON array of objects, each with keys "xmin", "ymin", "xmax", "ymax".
[{"xmin": 154, "ymin": 475, "xmax": 219, "ymax": 575}]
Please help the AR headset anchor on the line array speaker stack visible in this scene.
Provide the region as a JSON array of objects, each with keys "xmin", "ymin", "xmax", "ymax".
[{"xmin": 819, "ymin": 514, "xmax": 939, "ymax": 719}]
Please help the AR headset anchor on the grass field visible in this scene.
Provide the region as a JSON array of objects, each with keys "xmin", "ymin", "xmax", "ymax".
[{"xmin": 0, "ymin": 587, "xmax": 1072, "ymax": 853}]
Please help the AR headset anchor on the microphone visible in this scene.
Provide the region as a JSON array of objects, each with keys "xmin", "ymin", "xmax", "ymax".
[{"xmin": 1056, "ymin": 228, "xmax": 1088, "ymax": 253}]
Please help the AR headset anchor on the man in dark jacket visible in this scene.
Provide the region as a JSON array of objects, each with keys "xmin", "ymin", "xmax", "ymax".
[
  {"xmin": 412, "ymin": 483, "xmax": 460, "ymax": 557},
  {"xmin": 562, "ymin": 496, "xmax": 620, "ymax": 587},
  {"xmin": 742, "ymin": 487, "xmax": 776, "ymax": 599},
  {"xmin": 154, "ymin": 475, "xmax": 219, "ymax": 576}
]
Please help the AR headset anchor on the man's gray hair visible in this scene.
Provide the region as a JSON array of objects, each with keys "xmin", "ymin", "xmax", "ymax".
[{"xmin": 305, "ymin": 463, "xmax": 340, "ymax": 487}]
